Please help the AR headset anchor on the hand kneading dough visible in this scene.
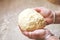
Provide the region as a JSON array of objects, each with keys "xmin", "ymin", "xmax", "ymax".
[{"xmin": 18, "ymin": 8, "xmax": 46, "ymax": 31}]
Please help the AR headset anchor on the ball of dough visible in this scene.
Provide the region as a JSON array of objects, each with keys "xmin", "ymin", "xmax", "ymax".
[{"xmin": 18, "ymin": 8, "xmax": 46, "ymax": 31}]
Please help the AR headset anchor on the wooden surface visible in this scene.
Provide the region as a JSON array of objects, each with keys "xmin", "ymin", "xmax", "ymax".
[{"xmin": 0, "ymin": 0, "xmax": 60, "ymax": 40}]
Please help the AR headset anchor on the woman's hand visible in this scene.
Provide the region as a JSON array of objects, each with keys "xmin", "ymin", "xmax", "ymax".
[
  {"xmin": 20, "ymin": 7, "xmax": 53, "ymax": 39},
  {"xmin": 33, "ymin": 7, "xmax": 54, "ymax": 25},
  {"xmin": 20, "ymin": 28, "xmax": 53, "ymax": 40},
  {"xmin": 19, "ymin": 7, "xmax": 59, "ymax": 40}
]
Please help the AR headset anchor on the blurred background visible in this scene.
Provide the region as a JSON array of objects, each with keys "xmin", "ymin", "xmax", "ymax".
[{"xmin": 0, "ymin": 0, "xmax": 60, "ymax": 40}]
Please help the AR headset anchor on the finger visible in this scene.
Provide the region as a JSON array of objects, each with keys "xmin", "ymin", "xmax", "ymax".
[
  {"xmin": 39, "ymin": 7, "xmax": 51, "ymax": 18},
  {"xmin": 18, "ymin": 26, "xmax": 23, "ymax": 32},
  {"xmin": 23, "ymin": 31, "xmax": 29, "ymax": 36},
  {"xmin": 23, "ymin": 29, "xmax": 46, "ymax": 39},
  {"xmin": 18, "ymin": 25, "xmax": 28, "ymax": 36},
  {"xmin": 28, "ymin": 29, "xmax": 46, "ymax": 39},
  {"xmin": 18, "ymin": 25, "xmax": 45, "ymax": 39},
  {"xmin": 45, "ymin": 18, "xmax": 53, "ymax": 24},
  {"xmin": 32, "ymin": 29, "xmax": 46, "ymax": 39},
  {"xmin": 23, "ymin": 31, "xmax": 33, "ymax": 39},
  {"xmin": 33, "ymin": 7, "xmax": 51, "ymax": 18},
  {"xmin": 33, "ymin": 7, "xmax": 49, "ymax": 13},
  {"xmin": 33, "ymin": 7, "xmax": 41, "ymax": 13}
]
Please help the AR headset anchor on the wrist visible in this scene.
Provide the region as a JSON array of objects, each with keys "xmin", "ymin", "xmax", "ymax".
[
  {"xmin": 45, "ymin": 35, "xmax": 59, "ymax": 40},
  {"xmin": 52, "ymin": 10, "xmax": 60, "ymax": 24},
  {"xmin": 54, "ymin": 11, "xmax": 60, "ymax": 24},
  {"xmin": 45, "ymin": 31, "xmax": 59, "ymax": 40},
  {"xmin": 51, "ymin": 11, "xmax": 56, "ymax": 24}
]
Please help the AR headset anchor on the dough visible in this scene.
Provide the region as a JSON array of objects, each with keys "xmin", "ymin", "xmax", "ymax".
[{"xmin": 18, "ymin": 8, "xmax": 46, "ymax": 31}]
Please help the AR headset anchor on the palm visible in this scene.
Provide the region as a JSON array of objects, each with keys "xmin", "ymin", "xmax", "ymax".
[{"xmin": 22, "ymin": 28, "xmax": 52, "ymax": 39}]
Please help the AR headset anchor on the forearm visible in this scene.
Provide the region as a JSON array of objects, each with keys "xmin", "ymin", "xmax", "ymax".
[
  {"xmin": 33, "ymin": 36, "xmax": 59, "ymax": 40},
  {"xmin": 55, "ymin": 11, "xmax": 60, "ymax": 24},
  {"xmin": 34, "ymin": 34, "xmax": 59, "ymax": 40},
  {"xmin": 46, "ymin": 36, "xmax": 59, "ymax": 40}
]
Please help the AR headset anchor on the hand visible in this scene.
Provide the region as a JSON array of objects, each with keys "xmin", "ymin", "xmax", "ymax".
[
  {"xmin": 33, "ymin": 7, "xmax": 54, "ymax": 25},
  {"xmin": 19, "ymin": 7, "xmax": 54, "ymax": 40},
  {"xmin": 20, "ymin": 28, "xmax": 53, "ymax": 40}
]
